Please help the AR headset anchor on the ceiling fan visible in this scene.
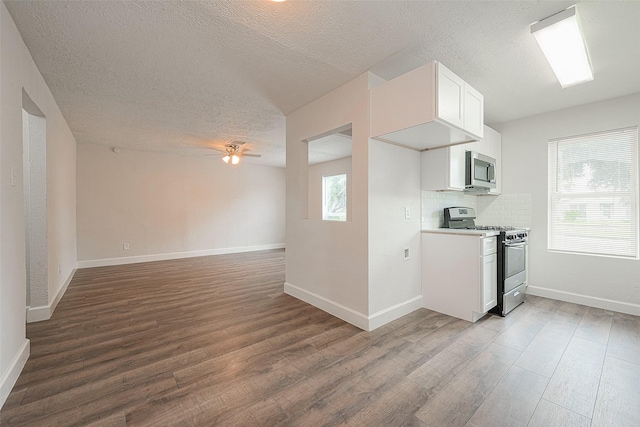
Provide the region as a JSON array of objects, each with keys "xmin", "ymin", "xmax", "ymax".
[{"xmin": 208, "ymin": 141, "xmax": 262, "ymax": 165}]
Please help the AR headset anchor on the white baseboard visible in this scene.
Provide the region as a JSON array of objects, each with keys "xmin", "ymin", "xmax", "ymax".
[
  {"xmin": 26, "ymin": 304, "xmax": 50, "ymax": 323},
  {"xmin": 368, "ymin": 296, "xmax": 424, "ymax": 331},
  {"xmin": 528, "ymin": 285, "xmax": 640, "ymax": 316},
  {"xmin": 27, "ymin": 267, "xmax": 76, "ymax": 323},
  {"xmin": 0, "ymin": 339, "xmax": 29, "ymax": 410},
  {"xmin": 284, "ymin": 282, "xmax": 369, "ymax": 330},
  {"xmin": 77, "ymin": 243, "xmax": 286, "ymax": 268},
  {"xmin": 284, "ymin": 282, "xmax": 423, "ymax": 331}
]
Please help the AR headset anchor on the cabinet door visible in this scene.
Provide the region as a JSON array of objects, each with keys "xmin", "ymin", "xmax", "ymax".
[
  {"xmin": 436, "ymin": 63, "xmax": 465, "ymax": 129},
  {"xmin": 448, "ymin": 144, "xmax": 467, "ymax": 190},
  {"xmin": 421, "ymin": 144, "xmax": 467, "ymax": 191},
  {"xmin": 464, "ymin": 84, "xmax": 484, "ymax": 139},
  {"xmin": 482, "ymin": 253, "xmax": 498, "ymax": 311},
  {"xmin": 482, "ymin": 126, "xmax": 501, "ymax": 195}
]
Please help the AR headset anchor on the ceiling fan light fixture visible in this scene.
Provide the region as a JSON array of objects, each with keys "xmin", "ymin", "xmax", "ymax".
[
  {"xmin": 531, "ymin": 5, "xmax": 593, "ymax": 88},
  {"xmin": 222, "ymin": 155, "xmax": 230, "ymax": 163},
  {"xmin": 231, "ymin": 154, "xmax": 240, "ymax": 165}
]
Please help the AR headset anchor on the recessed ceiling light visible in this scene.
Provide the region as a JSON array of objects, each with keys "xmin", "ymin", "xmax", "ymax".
[{"xmin": 531, "ymin": 5, "xmax": 593, "ymax": 88}]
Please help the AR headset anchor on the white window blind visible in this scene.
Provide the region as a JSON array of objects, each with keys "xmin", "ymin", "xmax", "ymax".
[{"xmin": 548, "ymin": 126, "xmax": 638, "ymax": 258}]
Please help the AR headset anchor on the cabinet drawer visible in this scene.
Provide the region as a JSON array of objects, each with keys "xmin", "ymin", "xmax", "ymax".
[
  {"xmin": 482, "ymin": 236, "xmax": 497, "ymax": 255},
  {"xmin": 504, "ymin": 283, "xmax": 527, "ymax": 315}
]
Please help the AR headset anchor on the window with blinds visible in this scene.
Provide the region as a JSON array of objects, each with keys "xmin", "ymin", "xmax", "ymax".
[{"xmin": 548, "ymin": 126, "xmax": 639, "ymax": 258}]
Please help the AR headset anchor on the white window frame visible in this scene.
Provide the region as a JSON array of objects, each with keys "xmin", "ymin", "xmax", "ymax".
[
  {"xmin": 548, "ymin": 126, "xmax": 639, "ymax": 259},
  {"xmin": 322, "ymin": 173, "xmax": 347, "ymax": 222}
]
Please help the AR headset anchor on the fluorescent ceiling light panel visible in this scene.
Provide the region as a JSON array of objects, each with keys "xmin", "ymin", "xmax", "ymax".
[{"xmin": 531, "ymin": 5, "xmax": 593, "ymax": 88}]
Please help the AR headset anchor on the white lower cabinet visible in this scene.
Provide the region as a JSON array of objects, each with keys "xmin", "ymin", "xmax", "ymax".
[
  {"xmin": 422, "ymin": 232, "xmax": 497, "ymax": 322},
  {"xmin": 482, "ymin": 252, "xmax": 498, "ymax": 312}
]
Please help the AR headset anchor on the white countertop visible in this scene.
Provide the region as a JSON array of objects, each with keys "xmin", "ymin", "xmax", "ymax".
[{"xmin": 421, "ymin": 228, "xmax": 500, "ymax": 237}]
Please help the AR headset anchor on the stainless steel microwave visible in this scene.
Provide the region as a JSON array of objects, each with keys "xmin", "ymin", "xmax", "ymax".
[{"xmin": 465, "ymin": 151, "xmax": 496, "ymax": 192}]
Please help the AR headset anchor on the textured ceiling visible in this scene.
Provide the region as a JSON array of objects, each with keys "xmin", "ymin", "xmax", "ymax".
[{"xmin": 5, "ymin": 1, "xmax": 640, "ymax": 167}]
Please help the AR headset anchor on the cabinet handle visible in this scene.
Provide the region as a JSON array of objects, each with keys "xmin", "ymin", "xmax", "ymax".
[{"xmin": 514, "ymin": 292, "xmax": 520, "ymax": 297}]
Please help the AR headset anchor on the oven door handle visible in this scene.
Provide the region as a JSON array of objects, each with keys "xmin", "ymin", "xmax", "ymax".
[{"xmin": 504, "ymin": 241, "xmax": 527, "ymax": 247}]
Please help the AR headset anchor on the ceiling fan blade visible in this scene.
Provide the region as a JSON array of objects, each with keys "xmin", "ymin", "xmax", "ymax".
[{"xmin": 242, "ymin": 153, "xmax": 262, "ymax": 158}]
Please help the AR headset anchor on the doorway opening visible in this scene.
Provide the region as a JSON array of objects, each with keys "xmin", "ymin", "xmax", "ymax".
[{"xmin": 22, "ymin": 90, "xmax": 48, "ymax": 321}]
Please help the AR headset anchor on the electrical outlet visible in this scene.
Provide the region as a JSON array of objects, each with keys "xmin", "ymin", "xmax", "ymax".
[
  {"xmin": 403, "ymin": 246, "xmax": 410, "ymax": 261},
  {"xmin": 405, "ymin": 207, "xmax": 410, "ymax": 219},
  {"xmin": 123, "ymin": 243, "xmax": 130, "ymax": 250}
]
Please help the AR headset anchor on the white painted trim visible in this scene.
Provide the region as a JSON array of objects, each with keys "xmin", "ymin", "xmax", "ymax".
[
  {"xmin": 0, "ymin": 339, "xmax": 30, "ymax": 410},
  {"xmin": 27, "ymin": 267, "xmax": 76, "ymax": 323},
  {"xmin": 284, "ymin": 282, "xmax": 423, "ymax": 331},
  {"xmin": 50, "ymin": 267, "xmax": 75, "ymax": 316},
  {"xmin": 368, "ymin": 295, "xmax": 423, "ymax": 330},
  {"xmin": 26, "ymin": 305, "xmax": 50, "ymax": 323},
  {"xmin": 284, "ymin": 282, "xmax": 369, "ymax": 330},
  {"xmin": 528, "ymin": 285, "xmax": 640, "ymax": 316},
  {"xmin": 77, "ymin": 243, "xmax": 286, "ymax": 268}
]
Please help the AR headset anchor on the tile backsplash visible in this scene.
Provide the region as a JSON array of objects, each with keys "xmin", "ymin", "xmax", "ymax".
[
  {"xmin": 422, "ymin": 191, "xmax": 532, "ymax": 229},
  {"xmin": 476, "ymin": 193, "xmax": 532, "ymax": 228},
  {"xmin": 421, "ymin": 192, "xmax": 477, "ymax": 229}
]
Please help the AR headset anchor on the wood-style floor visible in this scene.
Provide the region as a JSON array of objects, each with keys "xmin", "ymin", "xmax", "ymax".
[{"xmin": 1, "ymin": 249, "xmax": 639, "ymax": 426}]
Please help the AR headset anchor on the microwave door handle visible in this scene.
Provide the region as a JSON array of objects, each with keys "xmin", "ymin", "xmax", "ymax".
[{"xmin": 488, "ymin": 163, "xmax": 496, "ymax": 183}]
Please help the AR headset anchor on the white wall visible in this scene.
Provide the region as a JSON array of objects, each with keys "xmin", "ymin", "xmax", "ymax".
[
  {"xmin": 76, "ymin": 143, "xmax": 285, "ymax": 265},
  {"xmin": 1, "ymin": 2, "xmax": 77, "ymax": 408},
  {"xmin": 308, "ymin": 156, "xmax": 352, "ymax": 221},
  {"xmin": 286, "ymin": 72, "xmax": 425, "ymax": 330},
  {"xmin": 496, "ymin": 92, "xmax": 640, "ymax": 315},
  {"xmin": 368, "ymin": 139, "xmax": 422, "ymax": 323},
  {"xmin": 285, "ymin": 73, "xmax": 371, "ymax": 328}
]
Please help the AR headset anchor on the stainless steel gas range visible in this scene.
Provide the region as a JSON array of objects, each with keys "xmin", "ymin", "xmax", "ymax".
[
  {"xmin": 492, "ymin": 229, "xmax": 528, "ymax": 316},
  {"xmin": 443, "ymin": 207, "xmax": 529, "ymax": 316}
]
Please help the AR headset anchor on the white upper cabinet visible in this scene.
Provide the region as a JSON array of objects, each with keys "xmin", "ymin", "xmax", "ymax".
[
  {"xmin": 421, "ymin": 143, "xmax": 466, "ymax": 191},
  {"xmin": 480, "ymin": 126, "xmax": 502, "ymax": 195},
  {"xmin": 463, "ymin": 84, "xmax": 484, "ymax": 139},
  {"xmin": 421, "ymin": 125, "xmax": 501, "ymax": 193},
  {"xmin": 464, "ymin": 125, "xmax": 501, "ymax": 195},
  {"xmin": 370, "ymin": 61, "xmax": 484, "ymax": 150},
  {"xmin": 436, "ymin": 63, "xmax": 465, "ymax": 129}
]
